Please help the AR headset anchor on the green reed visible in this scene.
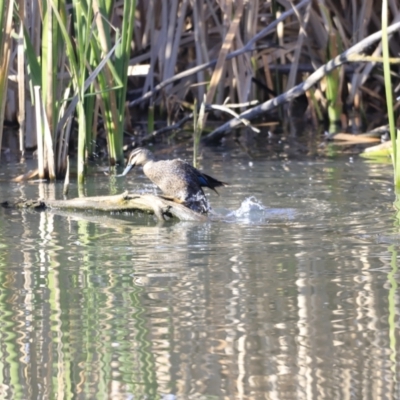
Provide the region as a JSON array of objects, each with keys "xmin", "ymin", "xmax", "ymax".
[
  {"xmin": 381, "ymin": 0, "xmax": 400, "ymax": 187},
  {"xmin": 193, "ymin": 98, "xmax": 205, "ymax": 168},
  {"xmin": 318, "ymin": 2, "xmax": 342, "ymax": 132},
  {"xmin": 112, "ymin": 0, "xmax": 136, "ymax": 165},
  {"xmin": 89, "ymin": 0, "xmax": 136, "ymax": 167},
  {"xmin": 25, "ymin": 0, "xmax": 135, "ymax": 182},
  {"xmin": 325, "ymin": 33, "xmax": 342, "ymax": 132}
]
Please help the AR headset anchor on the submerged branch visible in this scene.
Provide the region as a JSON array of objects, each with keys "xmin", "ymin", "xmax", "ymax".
[{"xmin": 202, "ymin": 21, "xmax": 400, "ymax": 142}]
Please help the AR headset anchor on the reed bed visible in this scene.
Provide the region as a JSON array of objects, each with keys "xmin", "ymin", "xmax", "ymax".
[{"xmin": 0, "ymin": 0, "xmax": 399, "ymax": 180}]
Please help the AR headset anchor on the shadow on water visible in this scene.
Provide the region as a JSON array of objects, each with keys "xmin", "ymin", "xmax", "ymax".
[{"xmin": 0, "ymin": 152, "xmax": 399, "ymax": 399}]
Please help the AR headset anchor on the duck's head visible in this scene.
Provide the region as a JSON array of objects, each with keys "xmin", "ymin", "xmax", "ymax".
[{"xmin": 120, "ymin": 148, "xmax": 155, "ymax": 176}]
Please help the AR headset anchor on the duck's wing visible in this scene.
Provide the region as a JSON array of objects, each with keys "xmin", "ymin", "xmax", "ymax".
[{"xmin": 172, "ymin": 160, "xmax": 227, "ymax": 194}]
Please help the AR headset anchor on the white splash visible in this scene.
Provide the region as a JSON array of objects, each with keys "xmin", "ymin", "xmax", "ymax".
[
  {"xmin": 211, "ymin": 196, "xmax": 296, "ymax": 224},
  {"xmin": 228, "ymin": 196, "xmax": 267, "ymax": 218}
]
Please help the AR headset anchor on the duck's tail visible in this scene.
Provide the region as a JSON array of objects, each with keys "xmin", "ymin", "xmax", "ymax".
[{"xmin": 197, "ymin": 172, "xmax": 228, "ymax": 195}]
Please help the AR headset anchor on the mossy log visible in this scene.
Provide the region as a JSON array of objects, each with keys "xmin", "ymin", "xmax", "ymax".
[{"xmin": 1, "ymin": 191, "xmax": 207, "ymax": 221}]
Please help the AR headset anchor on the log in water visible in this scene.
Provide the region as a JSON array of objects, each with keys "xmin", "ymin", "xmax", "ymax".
[{"xmin": 1, "ymin": 191, "xmax": 207, "ymax": 221}]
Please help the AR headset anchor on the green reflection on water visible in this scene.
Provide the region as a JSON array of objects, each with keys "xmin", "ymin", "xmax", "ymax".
[
  {"xmin": 0, "ymin": 269, "xmax": 23, "ymax": 399},
  {"xmin": 388, "ymin": 245, "xmax": 398, "ymax": 381},
  {"xmin": 0, "ymin": 157, "xmax": 399, "ymax": 398}
]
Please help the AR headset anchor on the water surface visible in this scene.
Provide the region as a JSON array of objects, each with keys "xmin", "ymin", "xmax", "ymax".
[{"xmin": 0, "ymin": 149, "xmax": 399, "ymax": 399}]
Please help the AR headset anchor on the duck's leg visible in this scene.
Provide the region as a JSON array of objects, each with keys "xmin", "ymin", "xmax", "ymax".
[{"xmin": 159, "ymin": 195, "xmax": 185, "ymax": 204}]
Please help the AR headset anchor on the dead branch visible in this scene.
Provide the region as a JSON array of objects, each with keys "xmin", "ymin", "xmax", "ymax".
[
  {"xmin": 140, "ymin": 114, "xmax": 194, "ymax": 144},
  {"xmin": 140, "ymin": 102, "xmax": 261, "ymax": 142},
  {"xmin": 2, "ymin": 192, "xmax": 207, "ymax": 222},
  {"xmin": 202, "ymin": 21, "xmax": 400, "ymax": 143}
]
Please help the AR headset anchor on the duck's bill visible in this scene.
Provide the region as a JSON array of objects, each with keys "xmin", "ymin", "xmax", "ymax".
[{"xmin": 117, "ymin": 164, "xmax": 134, "ymax": 177}]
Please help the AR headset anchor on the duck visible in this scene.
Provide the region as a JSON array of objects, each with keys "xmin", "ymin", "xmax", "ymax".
[{"xmin": 120, "ymin": 148, "xmax": 227, "ymax": 214}]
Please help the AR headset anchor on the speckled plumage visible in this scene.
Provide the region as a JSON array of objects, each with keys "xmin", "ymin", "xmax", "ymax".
[{"xmin": 121, "ymin": 148, "xmax": 227, "ymax": 213}]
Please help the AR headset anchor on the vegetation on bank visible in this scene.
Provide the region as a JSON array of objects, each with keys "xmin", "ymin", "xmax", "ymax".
[{"xmin": 0, "ymin": 1, "xmax": 399, "ymax": 181}]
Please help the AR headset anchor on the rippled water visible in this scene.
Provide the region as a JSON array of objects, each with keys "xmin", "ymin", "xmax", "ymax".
[{"xmin": 0, "ymin": 149, "xmax": 399, "ymax": 399}]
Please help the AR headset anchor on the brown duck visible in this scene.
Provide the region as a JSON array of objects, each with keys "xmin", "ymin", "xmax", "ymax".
[{"xmin": 120, "ymin": 148, "xmax": 227, "ymax": 213}]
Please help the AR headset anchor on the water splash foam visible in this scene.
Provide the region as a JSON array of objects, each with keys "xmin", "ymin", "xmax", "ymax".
[
  {"xmin": 228, "ymin": 196, "xmax": 267, "ymax": 218},
  {"xmin": 210, "ymin": 196, "xmax": 296, "ymax": 224}
]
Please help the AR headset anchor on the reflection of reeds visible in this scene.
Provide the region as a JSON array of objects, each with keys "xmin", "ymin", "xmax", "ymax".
[{"xmin": 0, "ymin": 174, "xmax": 398, "ymax": 398}]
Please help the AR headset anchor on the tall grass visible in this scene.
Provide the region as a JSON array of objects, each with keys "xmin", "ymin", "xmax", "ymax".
[
  {"xmin": 19, "ymin": 0, "xmax": 135, "ymax": 182},
  {"xmin": 0, "ymin": 1, "xmax": 399, "ymax": 173}
]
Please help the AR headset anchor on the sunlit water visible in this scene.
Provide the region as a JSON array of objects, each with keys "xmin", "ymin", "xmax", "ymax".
[{"xmin": 0, "ymin": 149, "xmax": 399, "ymax": 399}]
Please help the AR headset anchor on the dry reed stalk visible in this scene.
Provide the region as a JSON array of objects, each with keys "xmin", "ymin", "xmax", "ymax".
[
  {"xmin": 17, "ymin": 0, "xmax": 26, "ymax": 155},
  {"xmin": 346, "ymin": 0, "xmax": 374, "ymax": 110},
  {"xmin": 0, "ymin": 0, "xmax": 14, "ymax": 159},
  {"xmin": 141, "ymin": 0, "xmax": 154, "ymax": 50},
  {"xmin": 34, "ymin": 85, "xmax": 56, "ymax": 179},
  {"xmin": 212, "ymin": 1, "xmax": 228, "ymax": 104},
  {"xmin": 135, "ymin": 0, "xmax": 145, "ymax": 51},
  {"xmin": 57, "ymin": 86, "xmax": 72, "ymax": 175},
  {"xmin": 204, "ymin": 19, "xmax": 400, "ymax": 141},
  {"xmin": 162, "ymin": 0, "xmax": 179, "ymax": 81},
  {"xmin": 43, "ymin": 95, "xmax": 56, "ymax": 180},
  {"xmin": 142, "ymin": 2, "xmax": 158, "ymax": 97},
  {"xmin": 43, "ymin": 3, "xmax": 55, "ymax": 134},
  {"xmin": 286, "ymin": 1, "xmax": 311, "ymax": 90},
  {"xmin": 261, "ymin": 55, "xmax": 274, "ymax": 99},
  {"xmin": 4, "ymin": 0, "xmax": 400, "ymax": 158},
  {"xmin": 232, "ymin": 36, "xmax": 252, "ymax": 105},
  {"xmin": 129, "ymin": 0, "xmax": 310, "ymax": 109},
  {"xmin": 63, "ymin": 155, "xmax": 69, "ymax": 196},
  {"xmin": 162, "ymin": 0, "xmax": 190, "ymax": 105},
  {"xmin": 244, "ymin": 0, "xmax": 258, "ymax": 102},
  {"xmin": 191, "ymin": 0, "xmax": 206, "ymax": 103},
  {"xmin": 34, "ymin": 86, "xmax": 44, "ymax": 177},
  {"xmin": 23, "ymin": 0, "xmax": 41, "ymax": 149},
  {"xmin": 205, "ymin": 0, "xmax": 243, "ymax": 104},
  {"xmin": 54, "ymin": 18, "xmax": 70, "ymax": 175}
]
